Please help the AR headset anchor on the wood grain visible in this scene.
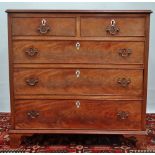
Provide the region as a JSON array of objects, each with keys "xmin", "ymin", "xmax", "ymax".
[
  {"xmin": 81, "ymin": 17, "xmax": 145, "ymax": 37},
  {"xmin": 13, "ymin": 41, "xmax": 144, "ymax": 64},
  {"xmin": 6, "ymin": 10, "xmax": 152, "ymax": 13},
  {"xmin": 7, "ymin": 10, "xmax": 152, "ymax": 147},
  {"xmin": 10, "ymin": 129, "xmax": 146, "ymax": 135},
  {"xmin": 14, "ymin": 64, "xmax": 144, "ymax": 69},
  {"xmin": 14, "ymin": 94, "xmax": 143, "ymax": 100},
  {"xmin": 12, "ymin": 17, "xmax": 76, "ymax": 36},
  {"xmin": 15, "ymin": 100, "xmax": 142, "ymax": 130},
  {"xmin": 141, "ymin": 14, "xmax": 151, "ymax": 130},
  {"xmin": 14, "ymin": 68, "xmax": 143, "ymax": 96},
  {"xmin": 13, "ymin": 36, "xmax": 145, "ymax": 41}
]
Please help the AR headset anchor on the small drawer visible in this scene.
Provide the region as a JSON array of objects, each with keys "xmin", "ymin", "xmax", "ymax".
[
  {"xmin": 13, "ymin": 41, "xmax": 144, "ymax": 64},
  {"xmin": 12, "ymin": 17, "xmax": 76, "ymax": 36},
  {"xmin": 14, "ymin": 68, "xmax": 143, "ymax": 96},
  {"xmin": 15, "ymin": 99, "xmax": 142, "ymax": 130},
  {"xmin": 81, "ymin": 17, "xmax": 145, "ymax": 37}
]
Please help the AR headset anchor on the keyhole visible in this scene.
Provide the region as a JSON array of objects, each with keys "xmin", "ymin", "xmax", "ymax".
[
  {"xmin": 111, "ymin": 19, "xmax": 116, "ymax": 26},
  {"xmin": 75, "ymin": 100, "xmax": 80, "ymax": 108},
  {"xmin": 76, "ymin": 70, "xmax": 80, "ymax": 78},
  {"xmin": 76, "ymin": 42, "xmax": 80, "ymax": 50},
  {"xmin": 42, "ymin": 19, "xmax": 46, "ymax": 26}
]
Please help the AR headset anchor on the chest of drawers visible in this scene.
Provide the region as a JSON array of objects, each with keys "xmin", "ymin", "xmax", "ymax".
[{"xmin": 6, "ymin": 10, "xmax": 152, "ymax": 148}]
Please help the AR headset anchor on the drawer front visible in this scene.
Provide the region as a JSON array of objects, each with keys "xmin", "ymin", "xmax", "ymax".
[
  {"xmin": 15, "ymin": 100, "xmax": 142, "ymax": 130},
  {"xmin": 13, "ymin": 41, "xmax": 144, "ymax": 64},
  {"xmin": 81, "ymin": 17, "xmax": 145, "ymax": 37},
  {"xmin": 12, "ymin": 17, "xmax": 76, "ymax": 36},
  {"xmin": 14, "ymin": 69, "xmax": 143, "ymax": 96}
]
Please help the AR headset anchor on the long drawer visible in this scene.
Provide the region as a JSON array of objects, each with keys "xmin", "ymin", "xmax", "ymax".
[
  {"xmin": 13, "ymin": 41, "xmax": 144, "ymax": 64},
  {"xmin": 15, "ymin": 100, "xmax": 142, "ymax": 130},
  {"xmin": 14, "ymin": 68, "xmax": 143, "ymax": 96}
]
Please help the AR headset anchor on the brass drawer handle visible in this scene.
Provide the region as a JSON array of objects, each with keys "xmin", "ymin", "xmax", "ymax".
[
  {"xmin": 38, "ymin": 18, "xmax": 50, "ymax": 34},
  {"xmin": 75, "ymin": 69, "xmax": 80, "ymax": 78},
  {"xmin": 26, "ymin": 78, "xmax": 39, "ymax": 86},
  {"xmin": 27, "ymin": 110, "xmax": 39, "ymax": 119},
  {"xmin": 117, "ymin": 78, "xmax": 131, "ymax": 87},
  {"xmin": 117, "ymin": 111, "xmax": 129, "ymax": 120},
  {"xmin": 106, "ymin": 19, "xmax": 120, "ymax": 35},
  {"xmin": 25, "ymin": 47, "xmax": 38, "ymax": 57},
  {"xmin": 75, "ymin": 100, "xmax": 80, "ymax": 108},
  {"xmin": 118, "ymin": 48, "xmax": 132, "ymax": 57},
  {"xmin": 76, "ymin": 42, "xmax": 80, "ymax": 50}
]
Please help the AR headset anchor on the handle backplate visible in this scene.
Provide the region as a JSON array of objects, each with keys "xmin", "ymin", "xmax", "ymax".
[
  {"xmin": 26, "ymin": 78, "xmax": 38, "ymax": 86},
  {"xmin": 38, "ymin": 19, "xmax": 50, "ymax": 34},
  {"xmin": 118, "ymin": 48, "xmax": 132, "ymax": 58},
  {"xmin": 117, "ymin": 78, "xmax": 131, "ymax": 87},
  {"xmin": 117, "ymin": 111, "xmax": 129, "ymax": 120},
  {"xmin": 25, "ymin": 47, "xmax": 38, "ymax": 57},
  {"xmin": 27, "ymin": 110, "xmax": 39, "ymax": 119},
  {"xmin": 106, "ymin": 19, "xmax": 120, "ymax": 35}
]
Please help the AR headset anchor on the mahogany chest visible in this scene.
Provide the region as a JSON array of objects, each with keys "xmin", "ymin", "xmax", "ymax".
[{"xmin": 6, "ymin": 10, "xmax": 152, "ymax": 147}]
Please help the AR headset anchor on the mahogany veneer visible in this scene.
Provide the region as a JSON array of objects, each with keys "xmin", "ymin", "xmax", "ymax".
[
  {"xmin": 13, "ymin": 41, "xmax": 144, "ymax": 64},
  {"xmin": 15, "ymin": 100, "xmax": 142, "ymax": 130},
  {"xmin": 6, "ymin": 10, "xmax": 152, "ymax": 148}
]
